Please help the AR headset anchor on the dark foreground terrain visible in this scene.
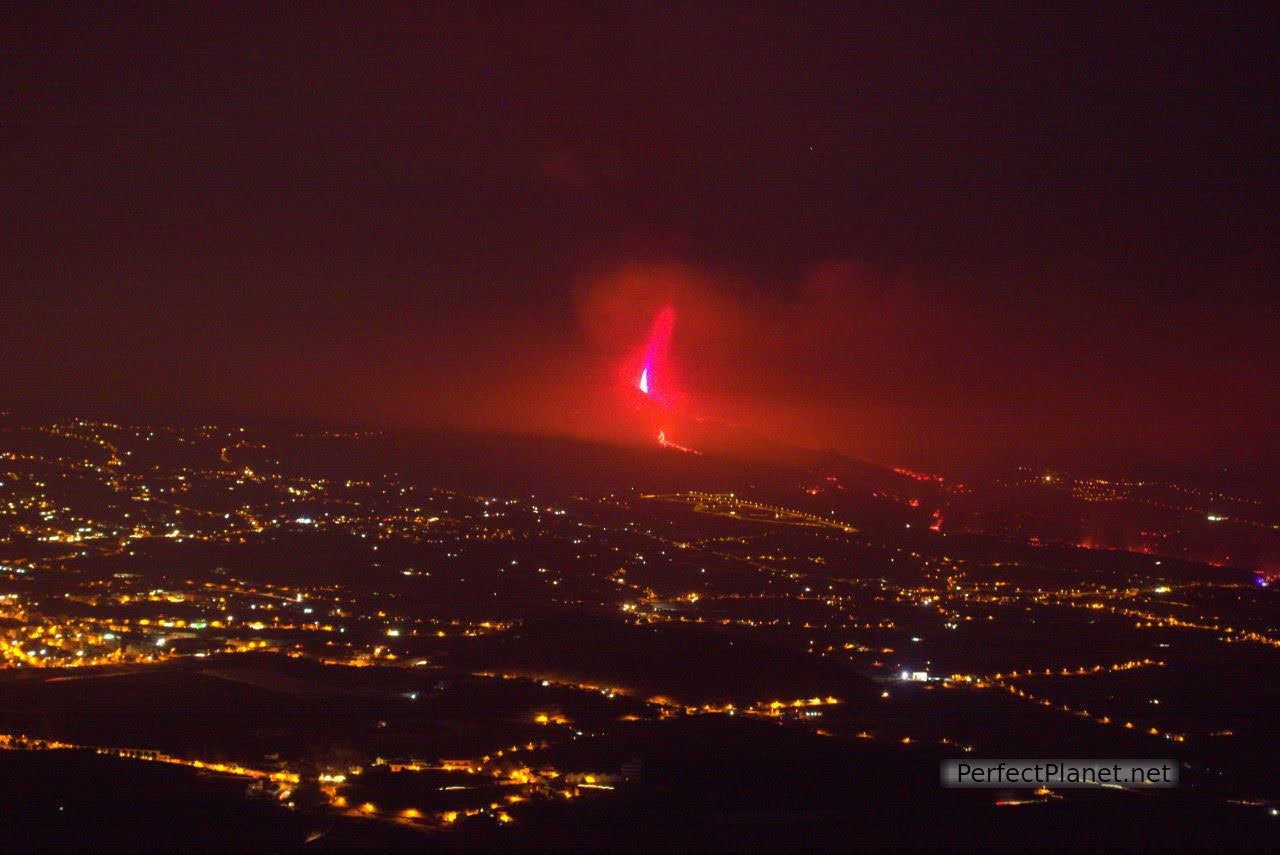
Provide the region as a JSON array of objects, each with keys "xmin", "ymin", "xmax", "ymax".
[{"xmin": 1, "ymin": 420, "xmax": 1279, "ymax": 851}]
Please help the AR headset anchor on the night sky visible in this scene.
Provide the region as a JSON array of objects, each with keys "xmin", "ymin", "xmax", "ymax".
[{"xmin": 3, "ymin": 4, "xmax": 1277, "ymax": 469}]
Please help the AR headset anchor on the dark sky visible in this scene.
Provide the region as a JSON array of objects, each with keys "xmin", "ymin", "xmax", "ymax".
[{"xmin": 3, "ymin": 4, "xmax": 1277, "ymax": 469}]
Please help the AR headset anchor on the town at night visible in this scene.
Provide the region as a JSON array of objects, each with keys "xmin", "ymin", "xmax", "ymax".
[{"xmin": 2, "ymin": 4, "xmax": 1278, "ymax": 853}]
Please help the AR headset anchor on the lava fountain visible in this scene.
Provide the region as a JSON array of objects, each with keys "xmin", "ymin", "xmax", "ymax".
[{"xmin": 631, "ymin": 305, "xmax": 699, "ymax": 453}]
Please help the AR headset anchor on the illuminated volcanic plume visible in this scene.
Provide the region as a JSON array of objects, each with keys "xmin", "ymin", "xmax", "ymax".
[
  {"xmin": 632, "ymin": 305, "xmax": 700, "ymax": 453},
  {"xmin": 636, "ymin": 305, "xmax": 676, "ymax": 406}
]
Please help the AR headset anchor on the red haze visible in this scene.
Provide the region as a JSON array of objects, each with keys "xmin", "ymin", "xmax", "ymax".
[{"xmin": 431, "ymin": 258, "xmax": 1280, "ymax": 471}]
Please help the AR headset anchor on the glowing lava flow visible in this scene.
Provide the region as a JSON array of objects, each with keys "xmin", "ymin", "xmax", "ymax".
[{"xmin": 657, "ymin": 429, "xmax": 701, "ymax": 455}]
